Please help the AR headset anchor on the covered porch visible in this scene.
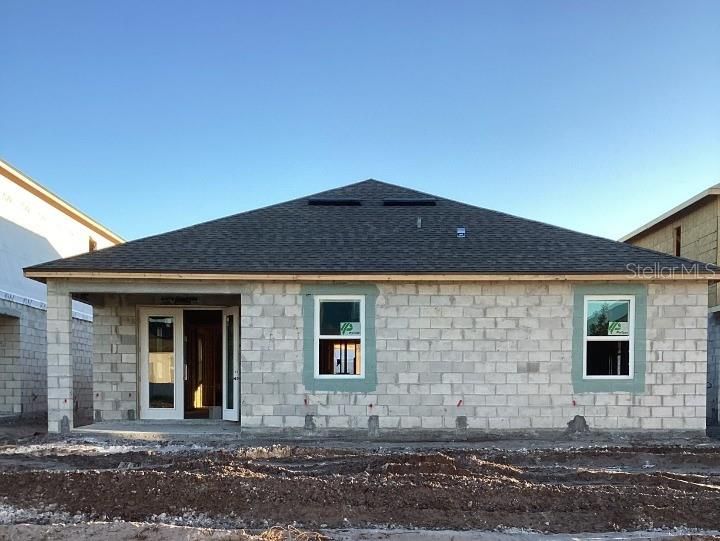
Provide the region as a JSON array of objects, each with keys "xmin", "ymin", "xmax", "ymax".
[{"xmin": 45, "ymin": 278, "xmax": 250, "ymax": 433}]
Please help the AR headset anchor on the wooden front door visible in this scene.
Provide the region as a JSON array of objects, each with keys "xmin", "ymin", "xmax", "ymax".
[{"xmin": 183, "ymin": 310, "xmax": 223, "ymax": 419}]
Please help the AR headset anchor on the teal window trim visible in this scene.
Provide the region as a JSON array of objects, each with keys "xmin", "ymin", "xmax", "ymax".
[
  {"xmin": 571, "ymin": 284, "xmax": 647, "ymax": 394},
  {"xmin": 301, "ymin": 284, "xmax": 378, "ymax": 392}
]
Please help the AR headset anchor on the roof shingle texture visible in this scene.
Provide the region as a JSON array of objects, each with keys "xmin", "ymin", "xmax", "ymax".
[{"xmin": 26, "ymin": 179, "xmax": 710, "ymax": 275}]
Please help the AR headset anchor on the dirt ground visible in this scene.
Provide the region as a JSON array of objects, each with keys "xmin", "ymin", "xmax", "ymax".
[
  {"xmin": 2, "ymin": 422, "xmax": 720, "ymax": 538},
  {"xmin": 1, "ymin": 524, "xmax": 719, "ymax": 541}
]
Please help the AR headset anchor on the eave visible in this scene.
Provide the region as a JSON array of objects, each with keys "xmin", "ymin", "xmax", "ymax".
[{"xmin": 23, "ymin": 270, "xmax": 718, "ymax": 283}]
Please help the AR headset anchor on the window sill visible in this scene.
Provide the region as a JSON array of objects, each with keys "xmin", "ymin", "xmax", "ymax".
[{"xmin": 314, "ymin": 374, "xmax": 365, "ymax": 380}]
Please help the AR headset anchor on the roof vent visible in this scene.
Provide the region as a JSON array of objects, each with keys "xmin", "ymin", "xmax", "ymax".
[
  {"xmin": 456, "ymin": 226, "xmax": 466, "ymax": 238},
  {"xmin": 382, "ymin": 198, "xmax": 437, "ymax": 206},
  {"xmin": 308, "ymin": 198, "xmax": 362, "ymax": 206}
]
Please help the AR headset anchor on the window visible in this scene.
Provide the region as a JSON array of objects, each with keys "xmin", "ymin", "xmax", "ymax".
[
  {"xmin": 302, "ymin": 285, "xmax": 378, "ymax": 392},
  {"xmin": 583, "ymin": 295, "xmax": 634, "ymax": 379},
  {"xmin": 674, "ymin": 226, "xmax": 681, "ymax": 256},
  {"xmin": 148, "ymin": 316, "xmax": 176, "ymax": 408},
  {"xmin": 314, "ymin": 295, "xmax": 364, "ymax": 378}
]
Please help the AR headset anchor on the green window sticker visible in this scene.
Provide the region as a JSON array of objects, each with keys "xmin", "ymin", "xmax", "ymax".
[
  {"xmin": 608, "ymin": 321, "xmax": 629, "ymax": 336},
  {"xmin": 340, "ymin": 322, "xmax": 361, "ymax": 335}
]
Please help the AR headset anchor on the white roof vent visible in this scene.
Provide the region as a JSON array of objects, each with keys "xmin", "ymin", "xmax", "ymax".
[{"xmin": 456, "ymin": 226, "xmax": 466, "ymax": 238}]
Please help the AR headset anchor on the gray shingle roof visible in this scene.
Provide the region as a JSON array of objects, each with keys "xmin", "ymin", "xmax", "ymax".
[{"xmin": 25, "ymin": 179, "xmax": 713, "ymax": 276}]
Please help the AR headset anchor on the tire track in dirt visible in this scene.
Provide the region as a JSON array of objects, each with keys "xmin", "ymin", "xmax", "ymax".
[
  {"xmin": 3, "ymin": 469, "xmax": 712, "ymax": 531},
  {"xmin": 1, "ymin": 445, "xmax": 720, "ymax": 532}
]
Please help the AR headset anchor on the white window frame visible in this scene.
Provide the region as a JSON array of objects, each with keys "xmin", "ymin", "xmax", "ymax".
[
  {"xmin": 314, "ymin": 295, "xmax": 366, "ymax": 379},
  {"xmin": 139, "ymin": 307, "xmax": 185, "ymax": 420},
  {"xmin": 583, "ymin": 294, "xmax": 635, "ymax": 380}
]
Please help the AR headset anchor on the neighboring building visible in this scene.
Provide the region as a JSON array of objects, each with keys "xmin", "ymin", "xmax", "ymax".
[
  {"xmin": 0, "ymin": 159, "xmax": 122, "ymax": 424},
  {"xmin": 25, "ymin": 180, "xmax": 712, "ymax": 435},
  {"xmin": 621, "ymin": 184, "xmax": 720, "ymax": 425}
]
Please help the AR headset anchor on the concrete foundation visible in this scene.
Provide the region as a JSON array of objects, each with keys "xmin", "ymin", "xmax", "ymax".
[{"xmin": 71, "ymin": 420, "xmax": 708, "ymax": 445}]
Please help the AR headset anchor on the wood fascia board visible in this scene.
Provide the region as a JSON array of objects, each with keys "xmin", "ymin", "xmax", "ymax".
[{"xmin": 24, "ymin": 270, "xmax": 718, "ymax": 282}]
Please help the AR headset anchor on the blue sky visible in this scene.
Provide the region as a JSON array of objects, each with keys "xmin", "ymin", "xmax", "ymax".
[{"xmin": 2, "ymin": 1, "xmax": 718, "ymax": 241}]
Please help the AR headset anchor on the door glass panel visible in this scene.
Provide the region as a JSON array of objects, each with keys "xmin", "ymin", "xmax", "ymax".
[
  {"xmin": 148, "ymin": 316, "xmax": 175, "ymax": 409},
  {"xmin": 225, "ymin": 314, "xmax": 234, "ymax": 410}
]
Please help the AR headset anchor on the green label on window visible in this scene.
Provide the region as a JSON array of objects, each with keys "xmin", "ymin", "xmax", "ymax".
[
  {"xmin": 608, "ymin": 321, "xmax": 629, "ymax": 336},
  {"xmin": 340, "ymin": 322, "xmax": 361, "ymax": 335},
  {"xmin": 587, "ymin": 300, "xmax": 630, "ymax": 336}
]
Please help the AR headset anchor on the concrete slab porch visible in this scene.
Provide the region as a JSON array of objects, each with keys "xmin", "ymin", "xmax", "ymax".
[{"xmin": 72, "ymin": 420, "xmax": 245, "ymax": 442}]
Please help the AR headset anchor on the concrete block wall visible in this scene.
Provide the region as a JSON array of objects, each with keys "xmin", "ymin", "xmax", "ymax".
[
  {"xmin": 84, "ymin": 280, "xmax": 709, "ymax": 433},
  {"xmin": 91, "ymin": 296, "xmax": 137, "ymax": 422},
  {"xmin": 71, "ymin": 318, "xmax": 93, "ymax": 426},
  {"xmin": 0, "ymin": 312, "xmax": 22, "ymax": 415},
  {"xmin": 9, "ymin": 282, "xmax": 94, "ymax": 430},
  {"xmin": 240, "ymin": 283, "xmax": 304, "ymax": 428},
  {"xmin": 239, "ymin": 281, "xmax": 708, "ymax": 432},
  {"xmin": 46, "ymin": 282, "xmax": 73, "ymax": 432},
  {"xmin": 644, "ymin": 282, "xmax": 708, "ymax": 430},
  {"xmin": 22, "ymin": 302, "xmax": 48, "ymax": 417},
  {"xmin": 0, "ymin": 299, "xmax": 47, "ymax": 417},
  {"xmin": 0, "ymin": 296, "xmax": 93, "ymax": 423}
]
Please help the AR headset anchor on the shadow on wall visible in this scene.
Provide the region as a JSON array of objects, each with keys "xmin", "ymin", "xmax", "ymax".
[
  {"xmin": 709, "ymin": 313, "xmax": 720, "ymax": 427},
  {"xmin": 0, "ymin": 216, "xmax": 62, "ymax": 300}
]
